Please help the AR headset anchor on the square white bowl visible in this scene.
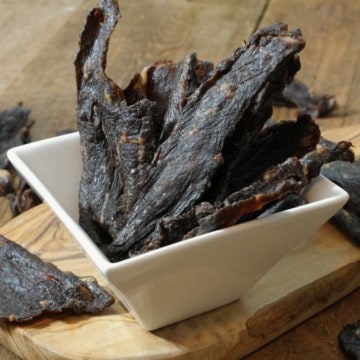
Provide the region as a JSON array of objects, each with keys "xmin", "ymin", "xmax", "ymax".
[{"xmin": 7, "ymin": 132, "xmax": 349, "ymax": 330}]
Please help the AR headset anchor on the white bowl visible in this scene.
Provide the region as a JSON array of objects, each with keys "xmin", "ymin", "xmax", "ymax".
[{"xmin": 7, "ymin": 133, "xmax": 349, "ymax": 330}]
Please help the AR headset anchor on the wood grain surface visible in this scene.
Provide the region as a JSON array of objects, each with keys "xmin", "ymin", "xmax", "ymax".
[{"xmin": 0, "ymin": 0, "xmax": 359, "ymax": 359}]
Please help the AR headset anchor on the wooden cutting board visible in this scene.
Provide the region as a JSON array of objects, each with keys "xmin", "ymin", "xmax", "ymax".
[{"xmin": 0, "ymin": 126, "xmax": 359, "ymax": 360}]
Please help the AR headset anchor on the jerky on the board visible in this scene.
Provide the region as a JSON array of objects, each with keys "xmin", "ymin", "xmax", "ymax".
[{"xmin": 0, "ymin": 235, "xmax": 114, "ymax": 322}]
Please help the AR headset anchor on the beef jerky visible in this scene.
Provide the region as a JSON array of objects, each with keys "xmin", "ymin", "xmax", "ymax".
[
  {"xmin": 0, "ymin": 234, "xmax": 114, "ymax": 322},
  {"xmin": 75, "ymin": 0, "xmax": 159, "ymax": 247},
  {"xmin": 75, "ymin": 0, "xmax": 307, "ymax": 261},
  {"xmin": 273, "ymin": 78, "xmax": 337, "ymax": 118},
  {"xmin": 168, "ymin": 142, "xmax": 354, "ymax": 242},
  {"xmin": 300, "ymin": 140, "xmax": 354, "ymax": 179},
  {"xmin": 0, "ymin": 104, "xmax": 33, "ymax": 168},
  {"xmin": 207, "ymin": 113, "xmax": 320, "ymax": 202},
  {"xmin": 321, "ymin": 159, "xmax": 360, "ymax": 244},
  {"xmin": 0, "ymin": 169, "xmax": 13, "ymax": 195},
  {"xmin": 339, "ymin": 321, "xmax": 360, "ymax": 360},
  {"xmin": 7, "ymin": 180, "xmax": 42, "ymax": 216},
  {"xmin": 133, "ymin": 156, "xmax": 308, "ymax": 252}
]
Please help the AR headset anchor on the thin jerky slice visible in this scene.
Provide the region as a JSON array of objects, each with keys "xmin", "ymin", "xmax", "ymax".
[
  {"xmin": 0, "ymin": 104, "xmax": 33, "ymax": 168},
  {"xmin": 331, "ymin": 208, "xmax": 360, "ymax": 245},
  {"xmin": 300, "ymin": 140, "xmax": 354, "ymax": 179},
  {"xmin": 0, "ymin": 169, "xmax": 13, "ymax": 195},
  {"xmin": 0, "ymin": 235, "xmax": 114, "ymax": 322},
  {"xmin": 7, "ymin": 180, "xmax": 42, "ymax": 216},
  {"xmin": 75, "ymin": 0, "xmax": 160, "ymax": 247},
  {"xmin": 339, "ymin": 321, "xmax": 360, "ymax": 360},
  {"xmin": 208, "ymin": 113, "xmax": 320, "ymax": 202},
  {"xmin": 273, "ymin": 78, "xmax": 337, "ymax": 118},
  {"xmin": 321, "ymin": 159, "xmax": 360, "ymax": 244}
]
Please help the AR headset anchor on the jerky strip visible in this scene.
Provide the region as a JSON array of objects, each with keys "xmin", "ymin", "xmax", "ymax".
[
  {"xmin": 257, "ymin": 193, "xmax": 305, "ymax": 219},
  {"xmin": 188, "ymin": 141, "xmax": 354, "ymax": 237},
  {"xmin": 321, "ymin": 160, "xmax": 360, "ymax": 244},
  {"xmin": 339, "ymin": 321, "xmax": 360, "ymax": 360},
  {"xmin": 75, "ymin": 0, "xmax": 159, "ymax": 244},
  {"xmin": 0, "ymin": 235, "xmax": 114, "ymax": 322},
  {"xmin": 209, "ymin": 113, "xmax": 320, "ymax": 202},
  {"xmin": 0, "ymin": 104, "xmax": 33, "ymax": 169},
  {"xmin": 273, "ymin": 78, "xmax": 337, "ymax": 118}
]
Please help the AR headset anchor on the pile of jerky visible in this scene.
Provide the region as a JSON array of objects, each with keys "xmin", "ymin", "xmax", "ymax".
[{"xmin": 75, "ymin": 0, "xmax": 354, "ymax": 262}]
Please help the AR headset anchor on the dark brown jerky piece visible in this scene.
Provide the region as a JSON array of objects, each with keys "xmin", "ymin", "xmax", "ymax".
[
  {"xmin": 0, "ymin": 169, "xmax": 14, "ymax": 195},
  {"xmin": 339, "ymin": 321, "xmax": 360, "ymax": 360},
  {"xmin": 75, "ymin": 0, "xmax": 159, "ymax": 245},
  {"xmin": 0, "ymin": 104, "xmax": 33, "ymax": 168},
  {"xmin": 300, "ymin": 140, "xmax": 354, "ymax": 179},
  {"xmin": 208, "ymin": 113, "xmax": 320, "ymax": 202},
  {"xmin": 273, "ymin": 78, "xmax": 337, "ymax": 118},
  {"xmin": 321, "ymin": 159, "xmax": 360, "ymax": 244},
  {"xmin": 183, "ymin": 142, "xmax": 354, "ymax": 239},
  {"xmin": 0, "ymin": 235, "xmax": 114, "ymax": 322},
  {"xmin": 7, "ymin": 180, "xmax": 42, "ymax": 216}
]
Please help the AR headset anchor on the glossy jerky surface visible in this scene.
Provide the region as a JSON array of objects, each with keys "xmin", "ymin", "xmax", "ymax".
[
  {"xmin": 75, "ymin": 0, "xmax": 354, "ymax": 262},
  {"xmin": 0, "ymin": 235, "xmax": 114, "ymax": 322}
]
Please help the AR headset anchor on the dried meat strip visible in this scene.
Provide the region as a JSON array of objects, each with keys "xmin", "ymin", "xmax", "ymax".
[
  {"xmin": 75, "ymin": 0, "xmax": 159, "ymax": 246},
  {"xmin": 183, "ymin": 141, "xmax": 354, "ymax": 238},
  {"xmin": 321, "ymin": 159, "xmax": 360, "ymax": 244},
  {"xmin": 273, "ymin": 78, "xmax": 337, "ymax": 118},
  {"xmin": 7, "ymin": 180, "xmax": 42, "ymax": 216},
  {"xmin": 0, "ymin": 235, "xmax": 114, "ymax": 322},
  {"xmin": 339, "ymin": 321, "xmax": 360, "ymax": 360},
  {"xmin": 208, "ymin": 113, "xmax": 320, "ymax": 202},
  {"xmin": 0, "ymin": 104, "xmax": 33, "ymax": 169}
]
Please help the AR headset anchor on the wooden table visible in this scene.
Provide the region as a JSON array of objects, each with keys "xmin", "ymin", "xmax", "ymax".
[{"xmin": 0, "ymin": 0, "xmax": 359, "ymax": 359}]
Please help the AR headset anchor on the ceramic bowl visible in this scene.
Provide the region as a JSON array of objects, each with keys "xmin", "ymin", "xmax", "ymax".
[{"xmin": 7, "ymin": 133, "xmax": 349, "ymax": 330}]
